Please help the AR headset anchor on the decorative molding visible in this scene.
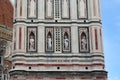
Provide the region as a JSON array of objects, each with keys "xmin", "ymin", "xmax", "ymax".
[
  {"xmin": 10, "ymin": 70, "xmax": 108, "ymax": 78},
  {"xmin": 13, "ymin": 20, "xmax": 102, "ymax": 24},
  {"xmin": 12, "ymin": 54, "xmax": 104, "ymax": 58},
  {"xmin": 0, "ymin": 28, "xmax": 12, "ymax": 41}
]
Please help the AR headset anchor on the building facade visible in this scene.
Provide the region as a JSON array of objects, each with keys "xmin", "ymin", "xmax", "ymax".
[
  {"xmin": 0, "ymin": 0, "xmax": 13, "ymax": 80},
  {"xmin": 10, "ymin": 0, "xmax": 107, "ymax": 80}
]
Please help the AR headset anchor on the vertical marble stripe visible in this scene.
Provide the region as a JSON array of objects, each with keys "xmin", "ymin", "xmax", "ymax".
[
  {"xmin": 15, "ymin": 0, "xmax": 17, "ymax": 17},
  {"xmin": 95, "ymin": 29, "xmax": 98, "ymax": 50},
  {"xmin": 20, "ymin": 0, "xmax": 22, "ymax": 16},
  {"xmin": 14, "ymin": 28, "xmax": 16, "ymax": 50},
  {"xmin": 93, "ymin": 0, "xmax": 96, "ymax": 16},
  {"xmin": 19, "ymin": 27, "xmax": 22, "ymax": 49},
  {"xmin": 98, "ymin": 0, "xmax": 101, "ymax": 17},
  {"xmin": 91, "ymin": 28, "xmax": 93, "ymax": 51},
  {"xmin": 100, "ymin": 28, "xmax": 103, "ymax": 52}
]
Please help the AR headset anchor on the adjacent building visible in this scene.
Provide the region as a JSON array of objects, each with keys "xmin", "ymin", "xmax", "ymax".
[
  {"xmin": 0, "ymin": 0, "xmax": 13, "ymax": 80},
  {"xmin": 10, "ymin": 0, "xmax": 107, "ymax": 80}
]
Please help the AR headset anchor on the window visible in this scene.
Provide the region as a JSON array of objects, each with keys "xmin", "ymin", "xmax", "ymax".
[
  {"xmin": 55, "ymin": 28, "xmax": 61, "ymax": 52},
  {"xmin": 54, "ymin": 0, "xmax": 61, "ymax": 19},
  {"xmin": 45, "ymin": 27, "xmax": 71, "ymax": 53}
]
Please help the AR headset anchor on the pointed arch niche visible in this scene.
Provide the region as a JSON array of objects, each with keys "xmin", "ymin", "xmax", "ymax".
[
  {"xmin": 79, "ymin": 27, "xmax": 89, "ymax": 52},
  {"xmin": 27, "ymin": 27, "xmax": 37, "ymax": 52},
  {"xmin": 62, "ymin": 27, "xmax": 71, "ymax": 53},
  {"xmin": 45, "ymin": 27, "xmax": 54, "ymax": 52}
]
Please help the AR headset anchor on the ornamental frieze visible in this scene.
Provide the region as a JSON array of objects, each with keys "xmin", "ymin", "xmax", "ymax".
[{"xmin": 0, "ymin": 27, "xmax": 12, "ymax": 41}]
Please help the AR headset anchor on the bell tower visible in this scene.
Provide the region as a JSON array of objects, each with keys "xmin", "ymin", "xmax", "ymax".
[{"xmin": 10, "ymin": 0, "xmax": 107, "ymax": 80}]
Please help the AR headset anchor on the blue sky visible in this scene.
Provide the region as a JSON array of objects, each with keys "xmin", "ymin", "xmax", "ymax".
[
  {"xmin": 10, "ymin": 0, "xmax": 120, "ymax": 80},
  {"xmin": 101, "ymin": 0, "xmax": 120, "ymax": 80}
]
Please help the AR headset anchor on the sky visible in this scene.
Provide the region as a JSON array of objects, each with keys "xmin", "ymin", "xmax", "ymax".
[
  {"xmin": 10, "ymin": 0, "xmax": 120, "ymax": 80},
  {"xmin": 101, "ymin": 0, "xmax": 120, "ymax": 80}
]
